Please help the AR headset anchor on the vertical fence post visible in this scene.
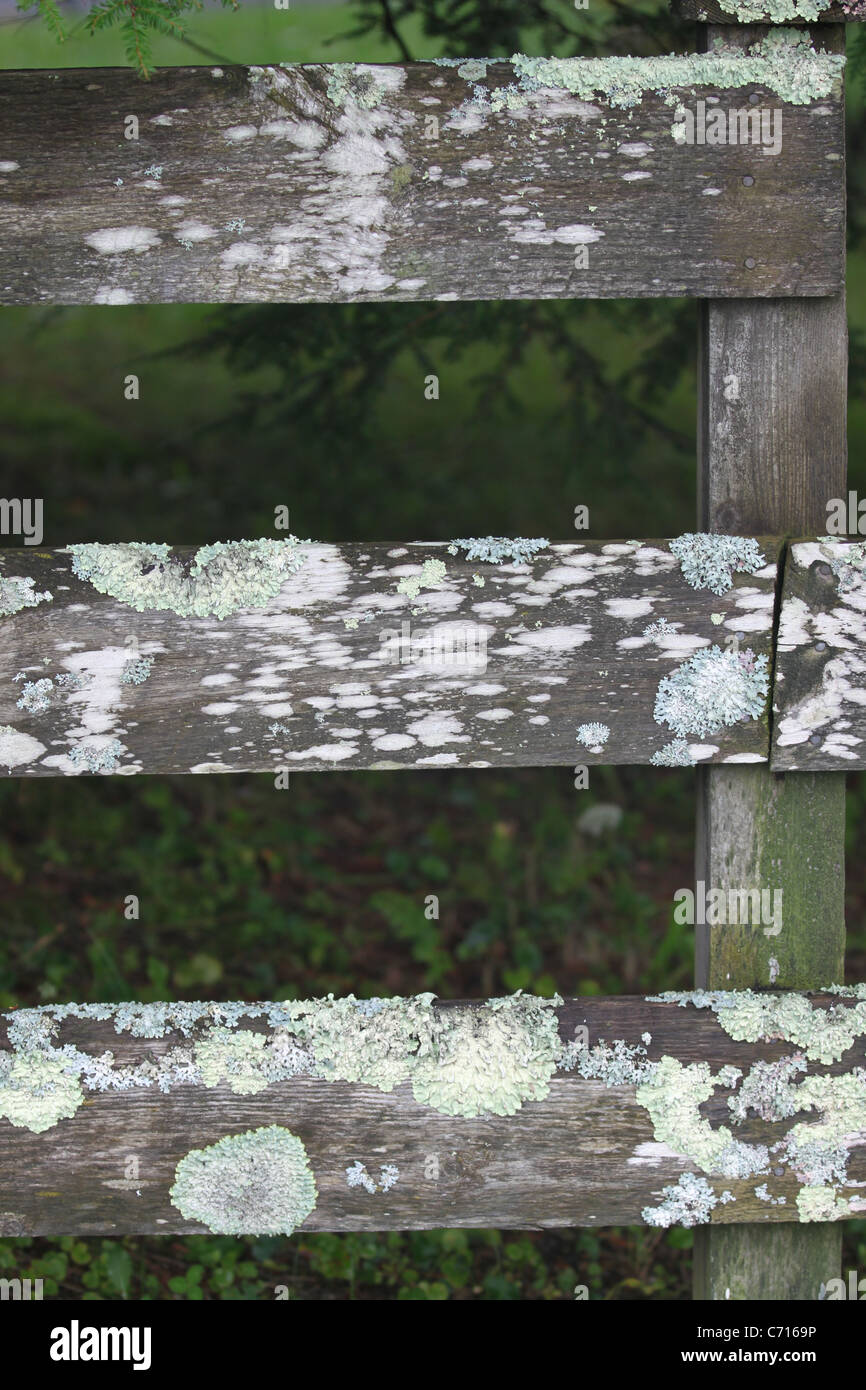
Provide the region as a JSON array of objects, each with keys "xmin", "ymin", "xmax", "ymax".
[{"xmin": 693, "ymin": 22, "xmax": 848, "ymax": 1300}]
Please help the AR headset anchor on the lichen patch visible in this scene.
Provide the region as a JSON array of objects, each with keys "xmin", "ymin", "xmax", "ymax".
[{"xmin": 170, "ymin": 1126, "xmax": 317, "ymax": 1235}]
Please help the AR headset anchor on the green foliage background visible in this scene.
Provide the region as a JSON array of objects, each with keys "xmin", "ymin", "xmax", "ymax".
[{"xmin": 0, "ymin": 0, "xmax": 865, "ymax": 1300}]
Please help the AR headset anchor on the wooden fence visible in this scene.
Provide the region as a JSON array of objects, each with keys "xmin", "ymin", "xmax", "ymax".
[{"xmin": 0, "ymin": 4, "xmax": 864, "ymax": 1301}]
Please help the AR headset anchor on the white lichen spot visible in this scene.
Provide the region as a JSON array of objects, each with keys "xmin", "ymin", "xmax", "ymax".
[
  {"xmin": 576, "ymin": 722, "xmax": 610, "ymax": 753},
  {"xmin": 93, "ymin": 287, "xmax": 134, "ymax": 305},
  {"xmin": 0, "ymin": 725, "xmax": 46, "ymax": 771},
  {"xmin": 84, "ymin": 227, "xmax": 161, "ymax": 255},
  {"xmin": 222, "ymin": 125, "xmax": 258, "ymax": 143}
]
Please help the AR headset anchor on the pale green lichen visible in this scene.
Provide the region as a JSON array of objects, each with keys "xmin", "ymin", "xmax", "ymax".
[
  {"xmin": 457, "ymin": 59, "xmax": 490, "ymax": 82},
  {"xmin": 195, "ymin": 1029, "xmax": 270, "ymax": 1094},
  {"xmin": 0, "ymin": 1051, "xmax": 83, "ymax": 1132},
  {"xmin": 326, "ymin": 63, "xmax": 388, "ymax": 109},
  {"xmin": 9, "ymin": 989, "xmax": 866, "ymax": 1224},
  {"xmin": 170, "ymin": 1126, "xmax": 318, "ymax": 1235},
  {"xmin": 411, "ymin": 993, "xmax": 563, "ymax": 1117},
  {"xmin": 669, "ymin": 534, "xmax": 766, "ymax": 597},
  {"xmin": 286, "ymin": 994, "xmax": 429, "ymax": 1093},
  {"xmin": 0, "ymin": 575, "xmax": 52, "ymax": 617},
  {"xmin": 646, "ymin": 988, "xmax": 866, "ymax": 1220},
  {"xmin": 0, "ymin": 993, "xmax": 565, "ymax": 1123},
  {"xmin": 636, "ymin": 1055, "xmax": 768, "ymax": 1179},
  {"xmin": 67, "ymin": 538, "xmax": 307, "ymax": 620},
  {"xmin": 473, "ymin": 33, "xmax": 844, "ymax": 115},
  {"xmin": 777, "ymin": 1071, "xmax": 866, "ymax": 1185},
  {"xmin": 650, "ymin": 988, "xmax": 866, "ymax": 1065},
  {"xmin": 654, "ymin": 646, "xmax": 769, "ymax": 738},
  {"xmin": 396, "ymin": 557, "xmax": 447, "ymax": 599},
  {"xmin": 796, "ymin": 1186, "xmax": 851, "ymax": 1223},
  {"xmin": 713, "ymin": 0, "xmax": 848, "ymax": 20}
]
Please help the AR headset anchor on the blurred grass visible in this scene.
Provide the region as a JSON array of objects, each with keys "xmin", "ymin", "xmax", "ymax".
[{"xmin": 1, "ymin": 1, "xmax": 432, "ymax": 68}]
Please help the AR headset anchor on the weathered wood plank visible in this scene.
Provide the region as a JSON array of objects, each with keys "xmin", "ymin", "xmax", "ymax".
[
  {"xmin": 697, "ymin": 300, "xmax": 849, "ymax": 534},
  {"xmin": 0, "ymin": 539, "xmax": 780, "ymax": 774},
  {"xmin": 0, "ymin": 49, "xmax": 845, "ymax": 305},
  {"xmin": 772, "ymin": 539, "xmax": 866, "ymax": 769},
  {"xmin": 673, "ymin": 1, "xmax": 863, "ymax": 22},
  {"xmin": 2, "ymin": 991, "xmax": 865, "ymax": 1237},
  {"xmin": 694, "ymin": 16, "xmax": 847, "ymax": 1295}
]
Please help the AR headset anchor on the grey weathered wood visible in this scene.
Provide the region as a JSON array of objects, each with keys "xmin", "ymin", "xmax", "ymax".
[
  {"xmin": 772, "ymin": 539, "xmax": 866, "ymax": 769},
  {"xmin": 694, "ymin": 21, "xmax": 847, "ymax": 1302},
  {"xmin": 0, "ymin": 540, "xmax": 780, "ymax": 774},
  {"xmin": 692, "ymin": 1222, "xmax": 844, "ymax": 1300},
  {"xmin": 697, "ymin": 301, "xmax": 849, "ymax": 534},
  {"xmin": 0, "ymin": 59, "xmax": 845, "ymax": 306},
  {"xmin": 672, "ymin": 1, "xmax": 863, "ymax": 22},
  {"xmin": 1, "ymin": 993, "xmax": 865, "ymax": 1238}
]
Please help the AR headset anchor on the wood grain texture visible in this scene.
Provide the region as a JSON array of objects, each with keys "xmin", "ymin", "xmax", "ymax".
[
  {"xmin": 0, "ymin": 60, "xmax": 844, "ymax": 306},
  {"xmin": 772, "ymin": 540, "xmax": 866, "ymax": 769},
  {"xmin": 0, "ymin": 540, "xmax": 780, "ymax": 774},
  {"xmin": 2, "ymin": 994, "xmax": 865, "ymax": 1239},
  {"xmin": 697, "ymin": 298, "xmax": 849, "ymax": 535},
  {"xmin": 672, "ymin": 2, "xmax": 863, "ymax": 22},
  {"xmin": 694, "ymin": 20, "xmax": 847, "ymax": 1299}
]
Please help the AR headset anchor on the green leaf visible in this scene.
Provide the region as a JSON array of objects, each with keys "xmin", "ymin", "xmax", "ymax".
[{"xmin": 104, "ymin": 1244, "xmax": 133, "ymax": 1297}]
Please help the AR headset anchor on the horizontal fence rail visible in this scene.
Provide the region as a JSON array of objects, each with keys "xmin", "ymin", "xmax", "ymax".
[
  {"xmin": 1, "ymin": 990, "xmax": 865, "ymax": 1236},
  {"xmin": 772, "ymin": 538, "xmax": 866, "ymax": 769},
  {"xmin": 0, "ymin": 538, "xmax": 782, "ymax": 773},
  {"xmin": 0, "ymin": 47, "xmax": 845, "ymax": 305}
]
